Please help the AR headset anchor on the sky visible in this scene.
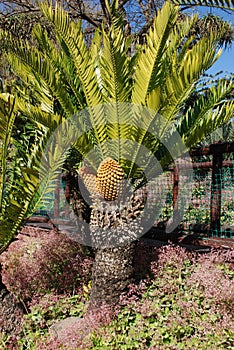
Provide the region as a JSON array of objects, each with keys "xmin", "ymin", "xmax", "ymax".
[{"xmin": 208, "ymin": 48, "xmax": 233, "ymax": 76}]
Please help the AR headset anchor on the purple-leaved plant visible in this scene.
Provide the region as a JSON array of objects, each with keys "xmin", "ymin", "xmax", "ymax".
[{"xmin": 0, "ymin": 227, "xmax": 93, "ymax": 303}]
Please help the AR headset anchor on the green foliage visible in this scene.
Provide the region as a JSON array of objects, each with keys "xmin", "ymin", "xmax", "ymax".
[
  {"xmin": 171, "ymin": 0, "xmax": 234, "ymax": 11},
  {"xmin": 0, "ymin": 91, "xmax": 72, "ymax": 253},
  {"xmin": 85, "ymin": 252, "xmax": 233, "ymax": 350},
  {"xmin": 15, "ymin": 294, "xmax": 86, "ymax": 350},
  {"xmin": 1, "ymin": 2, "xmax": 233, "ymax": 175},
  {"xmin": 0, "ymin": 1, "xmax": 233, "ymax": 251},
  {"xmin": 24, "ymin": 294, "xmax": 86, "ymax": 330}
]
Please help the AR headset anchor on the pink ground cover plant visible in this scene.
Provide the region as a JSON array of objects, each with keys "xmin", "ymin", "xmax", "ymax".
[
  {"xmin": 0, "ymin": 232, "xmax": 233, "ymax": 350},
  {"xmin": 84, "ymin": 245, "xmax": 233, "ymax": 350},
  {"xmin": 0, "ymin": 227, "xmax": 93, "ymax": 303}
]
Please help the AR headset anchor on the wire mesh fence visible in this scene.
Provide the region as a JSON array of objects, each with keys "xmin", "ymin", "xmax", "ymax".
[{"xmin": 157, "ymin": 142, "xmax": 234, "ymax": 239}]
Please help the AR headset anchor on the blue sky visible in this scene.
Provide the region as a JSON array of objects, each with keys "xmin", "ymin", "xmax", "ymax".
[{"xmin": 208, "ymin": 48, "xmax": 233, "ymax": 76}]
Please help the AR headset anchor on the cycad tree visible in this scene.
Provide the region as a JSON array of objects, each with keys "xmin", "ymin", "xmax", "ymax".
[
  {"xmin": 0, "ymin": 88, "xmax": 76, "ymax": 332},
  {"xmin": 1, "ymin": 1, "xmax": 233, "ymax": 307}
]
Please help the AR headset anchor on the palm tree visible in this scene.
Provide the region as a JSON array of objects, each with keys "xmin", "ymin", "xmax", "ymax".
[{"xmin": 1, "ymin": 1, "xmax": 233, "ymax": 307}]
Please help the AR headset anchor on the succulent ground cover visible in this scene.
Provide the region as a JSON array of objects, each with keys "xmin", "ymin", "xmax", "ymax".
[{"xmin": 0, "ymin": 227, "xmax": 233, "ymax": 349}]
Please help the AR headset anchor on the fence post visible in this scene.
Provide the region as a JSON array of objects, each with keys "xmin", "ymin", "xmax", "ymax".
[
  {"xmin": 173, "ymin": 165, "xmax": 179, "ymax": 224},
  {"xmin": 54, "ymin": 176, "xmax": 60, "ymax": 218},
  {"xmin": 64, "ymin": 174, "xmax": 71, "ymax": 217},
  {"xmin": 210, "ymin": 153, "xmax": 222, "ymax": 235}
]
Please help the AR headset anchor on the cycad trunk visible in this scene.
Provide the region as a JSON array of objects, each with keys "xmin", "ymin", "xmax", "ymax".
[
  {"xmin": 89, "ymin": 242, "xmax": 136, "ymax": 307},
  {"xmin": 67, "ymin": 167, "xmax": 145, "ymax": 308},
  {"xmin": 88, "ymin": 193, "xmax": 145, "ymax": 308}
]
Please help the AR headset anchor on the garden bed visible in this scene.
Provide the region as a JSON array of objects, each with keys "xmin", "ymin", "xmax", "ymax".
[{"xmin": 0, "ymin": 225, "xmax": 233, "ymax": 349}]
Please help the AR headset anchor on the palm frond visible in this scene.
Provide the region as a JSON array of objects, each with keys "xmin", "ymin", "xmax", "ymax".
[
  {"xmin": 159, "ymin": 36, "xmax": 222, "ymax": 121},
  {"xmin": 15, "ymin": 98, "xmax": 66, "ymax": 133},
  {"xmin": 171, "ymin": 0, "xmax": 234, "ymax": 11},
  {"xmin": 6, "ymin": 46, "xmax": 74, "ymax": 116},
  {"xmin": 96, "ymin": 20, "xmax": 135, "ymax": 161},
  {"xmin": 145, "ymin": 13, "xmax": 198, "ymax": 112},
  {"xmin": 132, "ymin": 2, "xmax": 178, "ymax": 107},
  {"xmin": 178, "ymin": 79, "xmax": 234, "ymax": 147},
  {"xmin": 39, "ymin": 3, "xmax": 103, "ymax": 107},
  {"xmin": 98, "ymin": 23, "xmax": 132, "ymax": 103},
  {"xmin": 186, "ymin": 101, "xmax": 233, "ymax": 147},
  {"xmin": 0, "ymin": 93, "xmax": 16, "ymax": 214},
  {"xmin": 0, "ymin": 93, "xmax": 77, "ymax": 254},
  {"xmin": 39, "ymin": 3, "xmax": 109, "ymax": 160},
  {"xmin": 32, "ymin": 23, "xmax": 85, "ymax": 112}
]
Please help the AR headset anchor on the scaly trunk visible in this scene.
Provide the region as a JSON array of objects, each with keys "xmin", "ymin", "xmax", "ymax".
[
  {"xmin": 90, "ymin": 242, "xmax": 136, "ymax": 307},
  {"xmin": 66, "ymin": 159, "xmax": 146, "ymax": 307},
  {"xmin": 88, "ymin": 191, "xmax": 145, "ymax": 307}
]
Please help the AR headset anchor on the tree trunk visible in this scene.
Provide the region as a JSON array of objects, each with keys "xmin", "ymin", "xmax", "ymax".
[
  {"xmin": 88, "ymin": 192, "xmax": 146, "ymax": 308},
  {"xmin": 0, "ymin": 270, "xmax": 23, "ymax": 335},
  {"xmin": 89, "ymin": 242, "xmax": 136, "ymax": 307},
  {"xmin": 66, "ymin": 169, "xmax": 146, "ymax": 307}
]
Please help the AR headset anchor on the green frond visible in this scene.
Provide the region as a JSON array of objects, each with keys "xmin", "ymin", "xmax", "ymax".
[
  {"xmin": 39, "ymin": 3, "xmax": 109, "ymax": 159},
  {"xmin": 132, "ymin": 2, "xmax": 178, "ymax": 107},
  {"xmin": 15, "ymin": 98, "xmax": 66, "ymax": 133},
  {"xmin": 171, "ymin": 0, "xmax": 234, "ymax": 11},
  {"xmin": 95, "ymin": 21, "xmax": 134, "ymax": 161},
  {"xmin": 5, "ymin": 42, "xmax": 75, "ymax": 116},
  {"xmin": 186, "ymin": 101, "xmax": 234, "ymax": 147},
  {"xmin": 163, "ymin": 14, "xmax": 198, "ymax": 69},
  {"xmin": 159, "ymin": 36, "xmax": 222, "ymax": 120},
  {"xmin": 99, "ymin": 25, "xmax": 132, "ymax": 103},
  {"xmin": 0, "ymin": 93, "xmax": 16, "ymax": 212},
  {"xmin": 39, "ymin": 3, "xmax": 102, "ymax": 108},
  {"xmin": 0, "ymin": 93, "xmax": 75, "ymax": 254},
  {"xmin": 32, "ymin": 23, "xmax": 85, "ymax": 112},
  {"xmin": 145, "ymin": 14, "xmax": 198, "ymax": 112},
  {"xmin": 127, "ymin": 3, "xmax": 180, "ymax": 177},
  {"xmin": 178, "ymin": 79, "xmax": 234, "ymax": 147}
]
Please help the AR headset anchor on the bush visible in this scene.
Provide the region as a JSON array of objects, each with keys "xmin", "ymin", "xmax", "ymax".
[{"xmin": 0, "ymin": 227, "xmax": 93, "ymax": 302}]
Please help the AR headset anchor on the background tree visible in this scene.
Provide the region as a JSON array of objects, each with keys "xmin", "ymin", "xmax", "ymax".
[
  {"xmin": 1, "ymin": 1, "xmax": 233, "ymax": 308},
  {"xmin": 0, "ymin": 0, "xmax": 233, "ymax": 87},
  {"xmin": 0, "ymin": 0, "xmax": 233, "ymax": 39}
]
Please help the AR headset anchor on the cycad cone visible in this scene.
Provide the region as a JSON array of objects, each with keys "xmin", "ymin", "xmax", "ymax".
[
  {"xmin": 78, "ymin": 167, "xmax": 97, "ymax": 194},
  {"xmin": 96, "ymin": 158, "xmax": 124, "ymax": 201}
]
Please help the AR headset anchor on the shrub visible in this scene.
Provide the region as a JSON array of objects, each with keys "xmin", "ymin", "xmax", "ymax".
[{"xmin": 0, "ymin": 227, "xmax": 93, "ymax": 302}]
